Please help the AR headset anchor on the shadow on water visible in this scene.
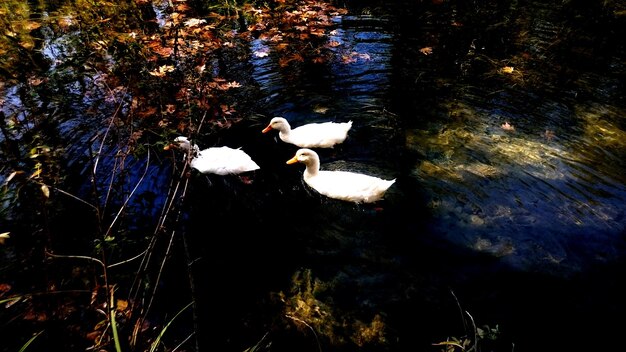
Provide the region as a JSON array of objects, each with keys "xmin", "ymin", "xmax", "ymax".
[{"xmin": 1, "ymin": 0, "xmax": 626, "ymax": 351}]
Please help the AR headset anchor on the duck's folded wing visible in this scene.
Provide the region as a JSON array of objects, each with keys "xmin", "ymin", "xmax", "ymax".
[
  {"xmin": 194, "ymin": 147, "xmax": 259, "ymax": 175},
  {"xmin": 290, "ymin": 124, "xmax": 351, "ymax": 147},
  {"xmin": 307, "ymin": 171, "xmax": 393, "ymax": 202}
]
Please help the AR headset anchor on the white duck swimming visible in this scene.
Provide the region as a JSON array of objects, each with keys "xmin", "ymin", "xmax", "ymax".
[
  {"xmin": 286, "ymin": 148, "xmax": 395, "ymax": 203},
  {"xmin": 262, "ymin": 117, "xmax": 352, "ymax": 148},
  {"xmin": 164, "ymin": 136, "xmax": 260, "ymax": 175}
]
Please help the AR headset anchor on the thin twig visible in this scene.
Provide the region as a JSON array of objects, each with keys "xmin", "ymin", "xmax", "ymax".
[
  {"xmin": 103, "ymin": 149, "xmax": 121, "ymax": 215},
  {"xmin": 103, "ymin": 148, "xmax": 151, "ymax": 239},
  {"xmin": 92, "ymin": 103, "xmax": 120, "ymax": 197},
  {"xmin": 450, "ymin": 289, "xmax": 469, "ymax": 333},
  {"xmin": 43, "ymin": 183, "xmax": 99, "ymax": 212},
  {"xmin": 197, "ymin": 110, "xmax": 208, "ymax": 135},
  {"xmin": 108, "ymin": 249, "xmax": 149, "ymax": 268},
  {"xmin": 171, "ymin": 332, "xmax": 195, "ymax": 352},
  {"xmin": 45, "ymin": 251, "xmax": 106, "ymax": 272},
  {"xmin": 465, "ymin": 310, "xmax": 478, "ymax": 352}
]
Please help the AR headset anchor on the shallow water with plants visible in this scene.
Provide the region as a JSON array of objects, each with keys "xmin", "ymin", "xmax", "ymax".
[{"xmin": 1, "ymin": 0, "xmax": 625, "ymax": 351}]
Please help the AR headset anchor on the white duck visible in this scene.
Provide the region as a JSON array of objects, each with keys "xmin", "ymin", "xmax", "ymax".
[
  {"xmin": 286, "ymin": 148, "xmax": 395, "ymax": 203},
  {"xmin": 164, "ymin": 136, "xmax": 260, "ymax": 175},
  {"xmin": 262, "ymin": 117, "xmax": 352, "ymax": 148}
]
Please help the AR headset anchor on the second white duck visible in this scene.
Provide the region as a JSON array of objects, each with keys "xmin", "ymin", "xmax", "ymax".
[
  {"xmin": 164, "ymin": 136, "xmax": 260, "ymax": 175},
  {"xmin": 286, "ymin": 148, "xmax": 395, "ymax": 203},
  {"xmin": 262, "ymin": 116, "xmax": 352, "ymax": 148}
]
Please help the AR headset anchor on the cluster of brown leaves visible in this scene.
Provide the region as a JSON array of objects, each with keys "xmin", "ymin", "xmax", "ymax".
[
  {"xmin": 140, "ymin": 10, "xmax": 221, "ymax": 67},
  {"xmin": 244, "ymin": 0, "xmax": 351, "ymax": 66},
  {"xmin": 120, "ymin": 2, "xmax": 248, "ymax": 135}
]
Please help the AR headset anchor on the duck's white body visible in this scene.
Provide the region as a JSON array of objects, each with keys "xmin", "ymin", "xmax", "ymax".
[
  {"xmin": 165, "ymin": 136, "xmax": 260, "ymax": 175},
  {"xmin": 287, "ymin": 148, "xmax": 395, "ymax": 203},
  {"xmin": 262, "ymin": 117, "xmax": 352, "ymax": 148}
]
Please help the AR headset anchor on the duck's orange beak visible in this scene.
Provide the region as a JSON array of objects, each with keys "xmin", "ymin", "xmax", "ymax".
[
  {"xmin": 163, "ymin": 143, "xmax": 176, "ymax": 151},
  {"xmin": 286, "ymin": 156, "xmax": 298, "ymax": 164},
  {"xmin": 262, "ymin": 125, "xmax": 272, "ymax": 133}
]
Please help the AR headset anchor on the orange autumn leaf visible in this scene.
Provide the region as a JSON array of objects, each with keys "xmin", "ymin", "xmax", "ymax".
[
  {"xmin": 420, "ymin": 47, "xmax": 433, "ymax": 55},
  {"xmin": 342, "ymin": 55, "xmax": 357, "ymax": 64},
  {"xmin": 116, "ymin": 299, "xmax": 128, "ymax": 311},
  {"xmin": 164, "ymin": 104, "xmax": 176, "ymax": 114},
  {"xmin": 310, "ymin": 28, "xmax": 326, "ymax": 37},
  {"xmin": 176, "ymin": 3, "xmax": 191, "ymax": 12},
  {"xmin": 137, "ymin": 106, "xmax": 158, "ymax": 118},
  {"xmin": 153, "ymin": 46, "xmax": 174, "ymax": 57},
  {"xmin": 177, "ymin": 121, "xmax": 188, "ymax": 132},
  {"xmin": 269, "ymin": 34, "xmax": 284, "ymax": 43}
]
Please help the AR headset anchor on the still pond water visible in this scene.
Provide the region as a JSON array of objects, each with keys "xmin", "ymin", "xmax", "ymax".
[{"xmin": 1, "ymin": 0, "xmax": 625, "ymax": 351}]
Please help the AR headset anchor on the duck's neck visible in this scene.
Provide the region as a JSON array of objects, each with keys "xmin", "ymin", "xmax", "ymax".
[
  {"xmin": 303, "ymin": 157, "xmax": 320, "ymax": 179},
  {"xmin": 191, "ymin": 144, "xmax": 200, "ymax": 157},
  {"xmin": 182, "ymin": 142, "xmax": 200, "ymax": 159},
  {"xmin": 278, "ymin": 124, "xmax": 292, "ymax": 141}
]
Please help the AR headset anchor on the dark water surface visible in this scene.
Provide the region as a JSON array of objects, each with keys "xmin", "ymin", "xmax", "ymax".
[
  {"xmin": 1, "ymin": 0, "xmax": 625, "ymax": 351},
  {"xmin": 191, "ymin": 1, "xmax": 626, "ymax": 351}
]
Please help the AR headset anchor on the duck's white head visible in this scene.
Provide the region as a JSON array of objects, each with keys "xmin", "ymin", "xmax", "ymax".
[
  {"xmin": 286, "ymin": 148, "xmax": 318, "ymax": 166},
  {"xmin": 164, "ymin": 136, "xmax": 191, "ymax": 150},
  {"xmin": 173, "ymin": 136, "xmax": 192, "ymax": 150},
  {"xmin": 164, "ymin": 136, "xmax": 200, "ymax": 159},
  {"xmin": 262, "ymin": 117, "xmax": 290, "ymax": 133}
]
